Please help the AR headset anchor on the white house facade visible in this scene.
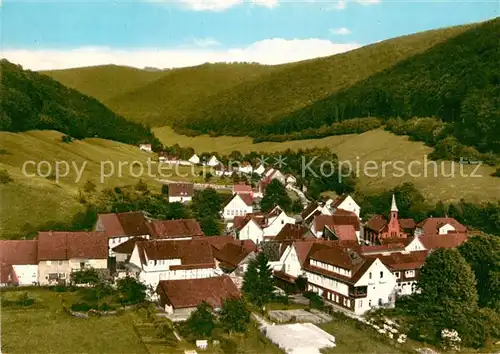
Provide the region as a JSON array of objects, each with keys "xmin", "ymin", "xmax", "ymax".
[
  {"xmin": 223, "ymin": 194, "xmax": 253, "ymax": 220},
  {"xmin": 189, "ymin": 154, "xmax": 200, "ymax": 165}
]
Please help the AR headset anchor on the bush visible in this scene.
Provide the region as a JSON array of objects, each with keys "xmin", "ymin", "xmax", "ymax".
[
  {"xmin": 61, "ymin": 135, "xmax": 74, "ymax": 143},
  {"xmin": 0, "ymin": 169, "xmax": 13, "ymax": 184},
  {"xmin": 98, "ymin": 302, "xmax": 116, "ymax": 311},
  {"xmin": 71, "ymin": 302, "xmax": 94, "ymax": 312}
]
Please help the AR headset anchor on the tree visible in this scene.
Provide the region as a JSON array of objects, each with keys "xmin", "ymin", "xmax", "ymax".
[
  {"xmin": 295, "ymin": 275, "xmax": 308, "ymax": 292},
  {"xmin": 83, "ymin": 180, "xmax": 97, "ymax": 194},
  {"xmin": 413, "ymin": 248, "xmax": 478, "ymax": 344},
  {"xmin": 191, "ymin": 188, "xmax": 222, "ymax": 218},
  {"xmin": 116, "ymin": 276, "xmax": 147, "ymax": 304},
  {"xmin": 186, "ymin": 302, "xmax": 215, "ymax": 337},
  {"xmin": 204, "ymin": 172, "xmax": 213, "ymax": 183},
  {"xmin": 459, "ymin": 235, "xmax": 500, "ymax": 310},
  {"xmin": 70, "ymin": 268, "xmax": 100, "ymax": 285},
  {"xmin": 260, "ymin": 179, "xmax": 292, "ymax": 212},
  {"xmin": 161, "ymin": 184, "xmax": 169, "ymax": 195},
  {"xmin": 135, "ymin": 180, "xmax": 149, "ymax": 193},
  {"xmin": 219, "ymin": 297, "xmax": 250, "ymax": 334},
  {"xmin": 242, "ymin": 252, "xmax": 275, "ymax": 307},
  {"xmin": 199, "ymin": 216, "xmax": 222, "ymax": 236}
]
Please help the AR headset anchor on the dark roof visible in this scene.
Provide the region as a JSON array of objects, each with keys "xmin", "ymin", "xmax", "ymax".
[
  {"xmin": 301, "ymin": 202, "xmax": 319, "ymax": 220},
  {"xmin": 147, "ymin": 219, "xmax": 204, "ymax": 239},
  {"xmin": 365, "ymin": 214, "xmax": 388, "ymax": 232},
  {"xmin": 239, "ymin": 194, "xmax": 254, "ymax": 206},
  {"xmin": 314, "ymin": 214, "xmax": 360, "ymax": 232},
  {"xmin": 168, "ymin": 183, "xmax": 194, "ymax": 197},
  {"xmin": 233, "ymin": 184, "xmax": 253, "ymax": 194},
  {"xmin": 0, "ymin": 240, "xmax": 38, "ymax": 265},
  {"xmin": 157, "ymin": 276, "xmax": 240, "ymax": 309},
  {"xmin": 417, "ymin": 217, "xmax": 467, "ymax": 237},
  {"xmin": 37, "ymin": 231, "xmax": 108, "ymax": 261},
  {"xmin": 328, "ymin": 225, "xmax": 357, "ymax": 242},
  {"xmin": 331, "ymin": 195, "xmax": 348, "ymax": 209},
  {"xmin": 98, "ymin": 212, "xmax": 150, "ymax": 238},
  {"xmin": 399, "ymin": 218, "xmax": 417, "ymax": 229},
  {"xmin": 274, "ymin": 224, "xmax": 313, "ymax": 243},
  {"xmin": 419, "ymin": 232, "xmax": 468, "ymax": 250},
  {"xmin": 378, "ymin": 250, "xmax": 428, "ymax": 271},
  {"xmin": 213, "ymin": 242, "xmax": 253, "ymax": 271}
]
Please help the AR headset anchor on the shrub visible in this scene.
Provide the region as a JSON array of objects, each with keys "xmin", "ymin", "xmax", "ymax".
[
  {"xmin": 0, "ymin": 169, "xmax": 13, "ymax": 184},
  {"xmin": 61, "ymin": 135, "xmax": 74, "ymax": 143},
  {"xmin": 71, "ymin": 302, "xmax": 94, "ymax": 312}
]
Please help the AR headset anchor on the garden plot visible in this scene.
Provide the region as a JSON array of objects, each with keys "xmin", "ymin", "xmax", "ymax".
[{"xmin": 268, "ymin": 309, "xmax": 332, "ymax": 324}]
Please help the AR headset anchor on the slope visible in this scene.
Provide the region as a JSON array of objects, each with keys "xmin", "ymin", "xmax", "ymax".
[
  {"xmin": 41, "ymin": 64, "xmax": 166, "ymax": 102},
  {"xmin": 153, "ymin": 126, "xmax": 500, "ymax": 204},
  {"xmin": 105, "ymin": 62, "xmax": 281, "ymax": 126},
  {"xmin": 176, "ymin": 22, "xmax": 478, "ymax": 135},
  {"xmin": 0, "ymin": 60, "xmax": 160, "ymax": 149},
  {"xmin": 276, "ymin": 17, "xmax": 500, "ymax": 154},
  {"xmin": 0, "ymin": 130, "xmax": 165, "ymax": 239}
]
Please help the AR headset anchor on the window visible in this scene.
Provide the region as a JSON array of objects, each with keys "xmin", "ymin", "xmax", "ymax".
[
  {"xmin": 46, "ymin": 260, "xmax": 51, "ymax": 265},
  {"xmin": 405, "ymin": 270, "xmax": 415, "ymax": 278},
  {"xmin": 359, "ymin": 300, "xmax": 363, "ymax": 308},
  {"xmin": 80, "ymin": 262, "xmax": 85, "ymax": 269},
  {"xmin": 369, "ymin": 272, "xmax": 372, "ymax": 279},
  {"xmin": 395, "ymin": 272, "xmax": 400, "ymax": 279},
  {"xmin": 58, "ymin": 261, "xmax": 64, "ymax": 266},
  {"xmin": 380, "ymin": 271, "xmax": 384, "ymax": 278}
]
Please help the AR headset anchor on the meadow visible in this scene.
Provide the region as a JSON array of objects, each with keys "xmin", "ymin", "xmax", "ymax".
[
  {"xmin": 153, "ymin": 126, "xmax": 500, "ymax": 204},
  {"xmin": 0, "ymin": 130, "xmax": 203, "ymax": 239}
]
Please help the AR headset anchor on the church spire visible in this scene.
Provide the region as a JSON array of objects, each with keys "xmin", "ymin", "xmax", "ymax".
[{"xmin": 391, "ymin": 194, "xmax": 399, "ymax": 212}]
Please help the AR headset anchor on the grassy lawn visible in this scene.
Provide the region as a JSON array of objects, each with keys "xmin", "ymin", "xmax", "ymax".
[
  {"xmin": 1, "ymin": 288, "xmax": 149, "ymax": 354},
  {"xmin": 1, "ymin": 288, "xmax": 283, "ymax": 354},
  {"xmin": 153, "ymin": 127, "xmax": 500, "ymax": 204}
]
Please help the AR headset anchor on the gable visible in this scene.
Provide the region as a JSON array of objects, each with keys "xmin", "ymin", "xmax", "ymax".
[
  {"xmin": 405, "ymin": 237, "xmax": 426, "ymax": 252},
  {"xmin": 354, "ymin": 258, "xmax": 394, "ymax": 287}
]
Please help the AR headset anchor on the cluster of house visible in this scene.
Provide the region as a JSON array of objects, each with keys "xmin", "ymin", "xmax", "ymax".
[
  {"xmin": 157, "ymin": 152, "xmax": 220, "ymax": 167},
  {"xmin": 0, "ymin": 190, "xmax": 469, "ymax": 318}
]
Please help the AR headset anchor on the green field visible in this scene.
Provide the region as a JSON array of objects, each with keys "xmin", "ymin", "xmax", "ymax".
[
  {"xmin": 154, "ymin": 126, "xmax": 500, "ymax": 204},
  {"xmin": 0, "ymin": 288, "xmax": 282, "ymax": 354},
  {"xmin": 0, "ymin": 130, "xmax": 202, "ymax": 239}
]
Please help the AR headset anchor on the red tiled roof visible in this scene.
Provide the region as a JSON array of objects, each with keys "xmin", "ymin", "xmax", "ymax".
[
  {"xmin": 378, "ymin": 250, "xmax": 428, "ymax": 271},
  {"xmin": 365, "ymin": 214, "xmax": 388, "ymax": 232},
  {"xmin": 399, "ymin": 218, "xmax": 417, "ymax": 229},
  {"xmin": 314, "ymin": 214, "xmax": 360, "ymax": 232},
  {"xmin": 330, "ymin": 225, "xmax": 357, "ymax": 242},
  {"xmin": 233, "ymin": 184, "xmax": 253, "ymax": 194},
  {"xmin": 147, "ymin": 219, "xmax": 204, "ymax": 239},
  {"xmin": 379, "ymin": 237, "xmax": 415, "ymax": 247},
  {"xmin": 168, "ymin": 183, "xmax": 194, "ymax": 197},
  {"xmin": 0, "ymin": 264, "xmax": 16, "ymax": 284},
  {"xmin": 239, "ymin": 194, "xmax": 254, "ymax": 207},
  {"xmin": 419, "ymin": 232, "xmax": 468, "ymax": 250},
  {"xmin": 157, "ymin": 276, "xmax": 240, "ymax": 309},
  {"xmin": 98, "ymin": 212, "xmax": 150, "ymax": 238},
  {"xmin": 37, "ymin": 231, "xmax": 108, "ymax": 261},
  {"xmin": 361, "ymin": 243, "xmax": 406, "ymax": 254},
  {"xmin": 213, "ymin": 242, "xmax": 253, "ymax": 270},
  {"xmin": 112, "ymin": 236, "xmax": 147, "ymax": 254},
  {"xmin": 417, "ymin": 217, "xmax": 467, "ymax": 237},
  {"xmin": 0, "ymin": 240, "xmax": 38, "ymax": 265}
]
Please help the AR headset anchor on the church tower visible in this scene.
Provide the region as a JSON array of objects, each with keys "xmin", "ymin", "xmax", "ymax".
[{"xmin": 387, "ymin": 194, "xmax": 401, "ymax": 238}]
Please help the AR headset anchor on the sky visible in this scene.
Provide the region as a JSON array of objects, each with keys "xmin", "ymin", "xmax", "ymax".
[{"xmin": 1, "ymin": 0, "xmax": 498, "ymax": 70}]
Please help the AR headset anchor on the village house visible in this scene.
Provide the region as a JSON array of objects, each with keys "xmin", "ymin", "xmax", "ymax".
[
  {"xmin": 223, "ymin": 193, "xmax": 254, "ymax": 221},
  {"xmin": 377, "ymin": 250, "xmax": 428, "ymax": 297},
  {"xmin": 233, "ymin": 207, "xmax": 296, "ymax": 245},
  {"xmin": 168, "ymin": 182, "xmax": 194, "ymax": 203},
  {"xmin": 212, "ymin": 241, "xmax": 256, "ymax": 288},
  {"xmin": 237, "ymin": 162, "xmax": 254, "ymax": 175},
  {"xmin": 263, "ymin": 168, "xmax": 286, "ymax": 185},
  {"xmin": 188, "ymin": 154, "xmax": 200, "ymax": 165},
  {"xmin": 303, "ymin": 243, "xmax": 397, "ymax": 315},
  {"xmin": 128, "ymin": 238, "xmax": 219, "ymax": 289},
  {"xmin": 285, "ymin": 174, "xmax": 297, "ymax": 185},
  {"xmin": 214, "ymin": 164, "xmax": 233, "ymax": 177},
  {"xmin": 254, "ymin": 164, "xmax": 266, "ymax": 176},
  {"xmin": 301, "ymin": 202, "xmax": 322, "ymax": 225},
  {"xmin": 415, "ymin": 217, "xmax": 467, "ymax": 237},
  {"xmin": 37, "ymin": 231, "xmax": 108, "ymax": 286},
  {"xmin": 319, "ymin": 195, "xmax": 361, "ymax": 219},
  {"xmin": 206, "ymin": 155, "xmax": 220, "ymax": 167},
  {"xmin": 311, "ymin": 212, "xmax": 361, "ymax": 241},
  {"xmin": 158, "ymin": 152, "xmax": 185, "ymax": 165},
  {"xmin": 95, "ymin": 211, "xmax": 152, "ymax": 258},
  {"xmin": 156, "ymin": 276, "xmax": 240, "ymax": 321},
  {"xmin": 139, "ymin": 144, "xmax": 152, "ymax": 152},
  {"xmin": 0, "ymin": 240, "xmax": 39, "ymax": 286}
]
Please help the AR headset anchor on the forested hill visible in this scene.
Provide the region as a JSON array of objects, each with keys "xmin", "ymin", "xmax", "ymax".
[
  {"xmin": 0, "ymin": 60, "xmax": 161, "ymax": 149},
  {"xmin": 174, "ymin": 22, "xmax": 477, "ymax": 136},
  {"xmin": 274, "ymin": 17, "xmax": 500, "ymax": 154}
]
